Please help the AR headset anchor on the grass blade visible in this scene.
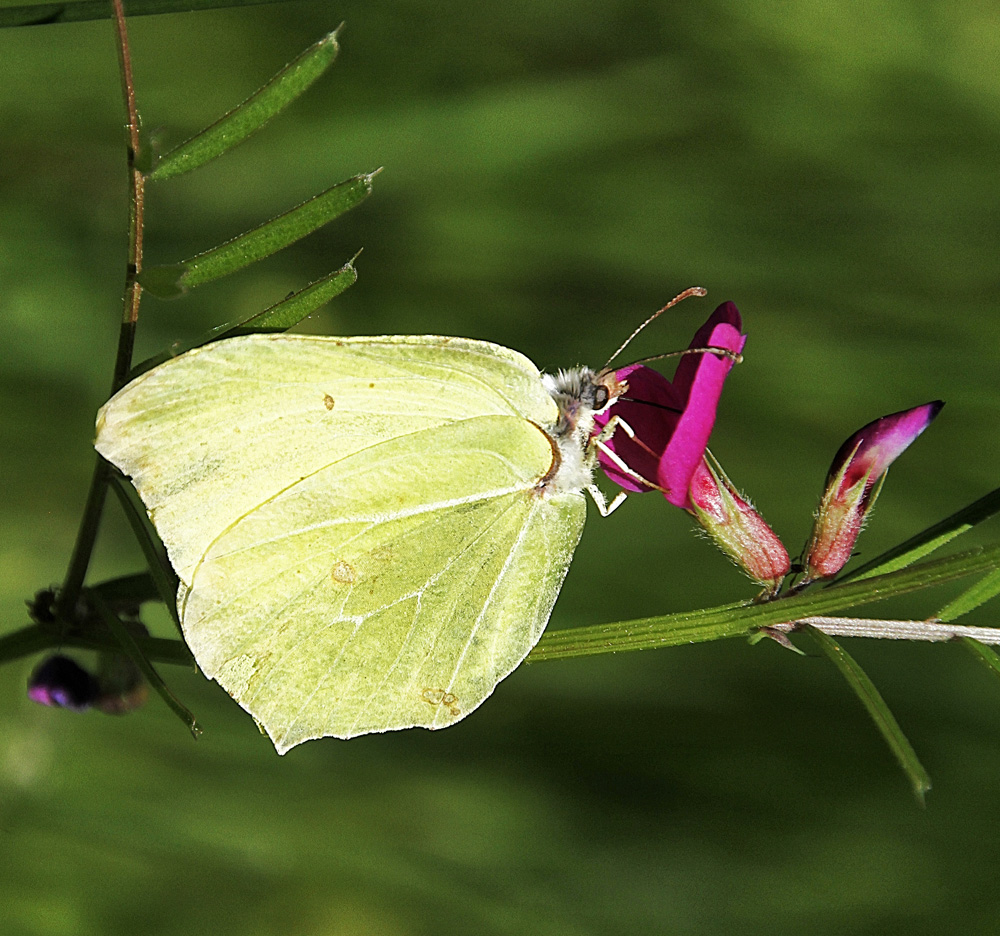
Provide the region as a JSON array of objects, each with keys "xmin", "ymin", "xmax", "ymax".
[
  {"xmin": 804, "ymin": 624, "xmax": 931, "ymax": 803},
  {"xmin": 87, "ymin": 589, "xmax": 201, "ymax": 739},
  {"xmin": 139, "ymin": 172, "xmax": 376, "ymax": 295},
  {"xmin": 91, "ymin": 572, "xmax": 162, "ymax": 606},
  {"xmin": 958, "ymin": 637, "xmax": 1000, "ymax": 685},
  {"xmin": 839, "ymin": 487, "xmax": 1000, "ymax": 583},
  {"xmin": 531, "ymin": 542, "xmax": 1000, "ymax": 662},
  {"xmin": 148, "ymin": 28, "xmax": 341, "ymax": 181},
  {"xmin": 0, "ymin": 624, "xmax": 55, "ymax": 665},
  {"xmin": 936, "ymin": 567, "xmax": 1000, "ymax": 622},
  {"xmin": 109, "ymin": 473, "xmax": 181, "ymax": 630}
]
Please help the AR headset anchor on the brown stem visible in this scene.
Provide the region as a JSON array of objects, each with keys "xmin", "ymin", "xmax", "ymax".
[
  {"xmin": 111, "ymin": 0, "xmax": 145, "ymax": 393},
  {"xmin": 57, "ymin": 0, "xmax": 145, "ymax": 621}
]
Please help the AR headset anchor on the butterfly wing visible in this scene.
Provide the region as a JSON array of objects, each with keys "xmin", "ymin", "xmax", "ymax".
[{"xmin": 96, "ymin": 334, "xmax": 585, "ymax": 749}]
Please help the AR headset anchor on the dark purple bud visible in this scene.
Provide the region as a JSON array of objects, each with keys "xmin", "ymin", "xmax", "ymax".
[{"xmin": 27, "ymin": 655, "xmax": 100, "ymax": 712}]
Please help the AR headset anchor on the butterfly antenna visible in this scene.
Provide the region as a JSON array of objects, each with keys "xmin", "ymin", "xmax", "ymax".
[
  {"xmin": 604, "ymin": 286, "xmax": 707, "ymax": 370},
  {"xmin": 627, "ymin": 346, "xmax": 744, "ymax": 369}
]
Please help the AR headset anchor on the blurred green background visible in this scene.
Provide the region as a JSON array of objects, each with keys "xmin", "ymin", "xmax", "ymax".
[{"xmin": 3, "ymin": 1, "xmax": 1000, "ymax": 933}]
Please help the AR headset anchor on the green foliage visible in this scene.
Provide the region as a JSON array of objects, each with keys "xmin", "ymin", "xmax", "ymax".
[
  {"xmin": 6, "ymin": 8, "xmax": 1000, "ymax": 933},
  {"xmin": 87, "ymin": 588, "xmax": 201, "ymax": 737},
  {"xmin": 531, "ymin": 541, "xmax": 1000, "ymax": 660},
  {"xmin": 804, "ymin": 625, "xmax": 931, "ymax": 804},
  {"xmin": 937, "ymin": 567, "xmax": 1000, "ymax": 622},
  {"xmin": 108, "ymin": 475, "xmax": 179, "ymax": 625},
  {"xmin": 840, "ymin": 487, "xmax": 1000, "ymax": 583},
  {"xmin": 958, "ymin": 637, "xmax": 1000, "ymax": 685}
]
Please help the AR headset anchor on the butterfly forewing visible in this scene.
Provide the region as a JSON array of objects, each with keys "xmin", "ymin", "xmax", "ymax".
[{"xmin": 97, "ymin": 334, "xmax": 559, "ymax": 583}]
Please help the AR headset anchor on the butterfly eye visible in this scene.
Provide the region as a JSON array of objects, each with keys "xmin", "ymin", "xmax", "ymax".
[{"xmin": 593, "ymin": 385, "xmax": 610, "ymax": 410}]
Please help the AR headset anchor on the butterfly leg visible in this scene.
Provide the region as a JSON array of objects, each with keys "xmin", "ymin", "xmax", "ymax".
[
  {"xmin": 593, "ymin": 438, "xmax": 664, "ymax": 495},
  {"xmin": 585, "ymin": 484, "xmax": 627, "ymax": 517}
]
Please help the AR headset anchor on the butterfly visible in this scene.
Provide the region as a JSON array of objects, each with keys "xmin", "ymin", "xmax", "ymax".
[{"xmin": 96, "ymin": 326, "xmax": 644, "ymax": 751}]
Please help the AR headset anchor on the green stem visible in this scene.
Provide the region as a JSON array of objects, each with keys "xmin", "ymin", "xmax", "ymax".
[
  {"xmin": 88, "ymin": 590, "xmax": 201, "ymax": 737},
  {"xmin": 55, "ymin": 460, "xmax": 111, "ymax": 623}
]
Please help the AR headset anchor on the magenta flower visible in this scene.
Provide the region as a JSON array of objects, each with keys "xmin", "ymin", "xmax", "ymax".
[
  {"xmin": 802, "ymin": 401, "xmax": 945, "ymax": 582},
  {"xmin": 593, "ymin": 302, "xmax": 786, "ymax": 589},
  {"xmin": 594, "ymin": 301, "xmax": 747, "ymax": 507}
]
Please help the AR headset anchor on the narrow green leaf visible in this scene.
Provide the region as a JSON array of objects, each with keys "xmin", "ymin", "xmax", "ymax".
[
  {"xmin": 0, "ymin": 0, "xmax": 281, "ymax": 29},
  {"xmin": 135, "ymin": 264, "xmax": 187, "ymax": 300},
  {"xmin": 60, "ymin": 632, "xmax": 195, "ymax": 667},
  {"xmin": 0, "ymin": 624, "xmax": 55, "ymax": 665},
  {"xmin": 148, "ymin": 29, "xmax": 341, "ymax": 182},
  {"xmin": 937, "ymin": 567, "xmax": 1000, "ymax": 622},
  {"xmin": 130, "ymin": 259, "xmax": 358, "ymax": 378},
  {"xmin": 238, "ymin": 257, "xmax": 358, "ymax": 330},
  {"xmin": 92, "ymin": 572, "xmax": 162, "ymax": 606},
  {"xmin": 840, "ymin": 487, "xmax": 1000, "ymax": 583},
  {"xmin": 804, "ymin": 625, "xmax": 931, "ymax": 804},
  {"xmin": 138, "ymin": 172, "xmax": 376, "ymax": 293},
  {"xmin": 87, "ymin": 589, "xmax": 201, "ymax": 739},
  {"xmin": 958, "ymin": 637, "xmax": 1000, "ymax": 685},
  {"xmin": 531, "ymin": 542, "xmax": 1000, "ymax": 662},
  {"xmin": 109, "ymin": 473, "xmax": 181, "ymax": 630}
]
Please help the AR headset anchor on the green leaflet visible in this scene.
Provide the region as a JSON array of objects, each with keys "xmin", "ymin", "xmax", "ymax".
[
  {"xmin": 139, "ymin": 173, "xmax": 376, "ymax": 296},
  {"xmin": 147, "ymin": 28, "xmax": 341, "ymax": 182}
]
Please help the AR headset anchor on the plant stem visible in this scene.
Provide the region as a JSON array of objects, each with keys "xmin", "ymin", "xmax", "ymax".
[
  {"xmin": 776, "ymin": 616, "xmax": 1000, "ymax": 644},
  {"xmin": 57, "ymin": 0, "xmax": 144, "ymax": 621},
  {"xmin": 111, "ymin": 0, "xmax": 145, "ymax": 392}
]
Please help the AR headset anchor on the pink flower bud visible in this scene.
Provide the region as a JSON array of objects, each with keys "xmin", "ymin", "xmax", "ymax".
[
  {"xmin": 803, "ymin": 401, "xmax": 944, "ymax": 582},
  {"xmin": 595, "ymin": 302, "xmax": 747, "ymax": 505},
  {"xmin": 688, "ymin": 458, "xmax": 790, "ymax": 593}
]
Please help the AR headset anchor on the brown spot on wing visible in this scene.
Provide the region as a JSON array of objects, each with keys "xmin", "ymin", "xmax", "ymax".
[
  {"xmin": 421, "ymin": 688, "xmax": 461, "ymax": 717},
  {"xmin": 323, "ymin": 393, "xmax": 335, "ymax": 410},
  {"xmin": 331, "ymin": 560, "xmax": 357, "ymax": 584}
]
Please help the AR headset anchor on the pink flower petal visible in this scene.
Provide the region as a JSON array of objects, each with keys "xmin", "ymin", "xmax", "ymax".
[
  {"xmin": 834, "ymin": 401, "xmax": 945, "ymax": 496},
  {"xmin": 658, "ymin": 309, "xmax": 747, "ymax": 508},
  {"xmin": 672, "ymin": 301, "xmax": 744, "ymax": 399},
  {"xmin": 804, "ymin": 400, "xmax": 944, "ymax": 582},
  {"xmin": 595, "ymin": 364, "xmax": 682, "ymax": 492}
]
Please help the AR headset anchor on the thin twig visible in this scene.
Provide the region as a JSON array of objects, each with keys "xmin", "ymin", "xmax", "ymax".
[
  {"xmin": 111, "ymin": 0, "xmax": 145, "ymax": 392},
  {"xmin": 776, "ymin": 616, "xmax": 1000, "ymax": 644},
  {"xmin": 57, "ymin": 0, "xmax": 145, "ymax": 621}
]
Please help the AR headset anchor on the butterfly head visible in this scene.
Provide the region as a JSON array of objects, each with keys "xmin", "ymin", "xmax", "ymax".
[
  {"xmin": 540, "ymin": 367, "xmax": 627, "ymax": 494},
  {"xmin": 542, "ymin": 367, "xmax": 625, "ymax": 438}
]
